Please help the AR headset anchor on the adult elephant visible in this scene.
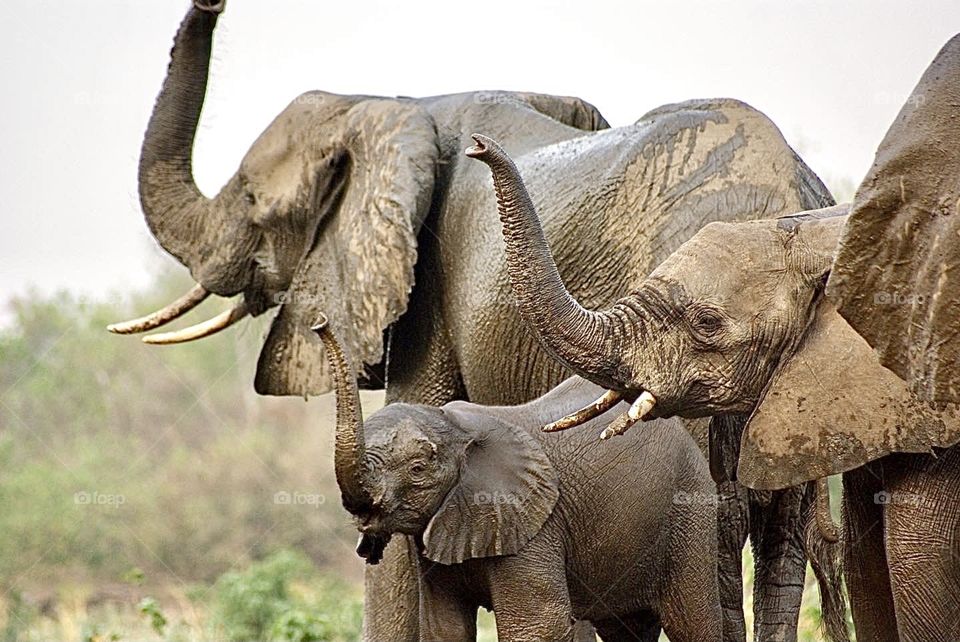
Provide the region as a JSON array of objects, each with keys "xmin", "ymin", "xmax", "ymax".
[
  {"xmin": 113, "ymin": 2, "xmax": 835, "ymax": 640},
  {"xmin": 828, "ymin": 33, "xmax": 960, "ymax": 404},
  {"xmin": 471, "ymin": 134, "xmax": 960, "ymax": 640}
]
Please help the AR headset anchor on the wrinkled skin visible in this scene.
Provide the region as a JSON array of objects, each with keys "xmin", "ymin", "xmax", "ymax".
[
  {"xmin": 319, "ymin": 317, "xmax": 722, "ymax": 641},
  {"xmin": 828, "ymin": 33, "xmax": 960, "ymax": 404},
  {"xmin": 475, "ymin": 149, "xmax": 960, "ymax": 638},
  {"xmin": 469, "ymin": 137, "xmax": 845, "ymax": 642},
  {"xmin": 124, "ymin": 4, "xmax": 835, "ymax": 639}
]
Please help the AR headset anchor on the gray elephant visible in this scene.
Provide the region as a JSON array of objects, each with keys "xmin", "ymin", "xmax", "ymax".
[
  {"xmin": 828, "ymin": 33, "xmax": 960, "ymax": 404},
  {"xmin": 469, "ymin": 135, "xmax": 960, "ymax": 640},
  {"xmin": 313, "ymin": 315, "xmax": 722, "ymax": 642},
  {"xmin": 111, "ymin": 2, "xmax": 837, "ymax": 639}
]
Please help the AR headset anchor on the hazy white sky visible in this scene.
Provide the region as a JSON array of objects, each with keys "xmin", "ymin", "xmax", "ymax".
[{"xmin": 1, "ymin": 0, "xmax": 957, "ymax": 310}]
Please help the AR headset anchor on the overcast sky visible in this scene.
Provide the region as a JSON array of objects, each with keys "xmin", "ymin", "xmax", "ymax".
[{"xmin": 1, "ymin": 1, "xmax": 957, "ymax": 313}]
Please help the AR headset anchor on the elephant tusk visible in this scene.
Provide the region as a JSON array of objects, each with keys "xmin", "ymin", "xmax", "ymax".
[
  {"xmin": 141, "ymin": 301, "xmax": 249, "ymax": 345},
  {"xmin": 542, "ymin": 390, "xmax": 624, "ymax": 432},
  {"xmin": 600, "ymin": 391, "xmax": 656, "ymax": 440},
  {"xmin": 815, "ymin": 478, "xmax": 840, "ymax": 543},
  {"xmin": 107, "ymin": 284, "xmax": 210, "ymax": 334}
]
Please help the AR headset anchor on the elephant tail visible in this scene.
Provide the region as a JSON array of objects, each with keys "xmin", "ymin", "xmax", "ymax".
[{"xmin": 803, "ymin": 480, "xmax": 850, "ymax": 642}]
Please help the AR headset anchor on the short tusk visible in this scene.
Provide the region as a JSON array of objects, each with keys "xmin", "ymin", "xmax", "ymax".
[
  {"xmin": 600, "ymin": 391, "xmax": 656, "ymax": 440},
  {"xmin": 543, "ymin": 390, "xmax": 623, "ymax": 432},
  {"xmin": 107, "ymin": 284, "xmax": 210, "ymax": 334},
  {"xmin": 141, "ymin": 301, "xmax": 249, "ymax": 345},
  {"xmin": 815, "ymin": 478, "xmax": 840, "ymax": 543}
]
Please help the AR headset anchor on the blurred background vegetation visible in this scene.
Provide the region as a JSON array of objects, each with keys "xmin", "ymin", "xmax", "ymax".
[{"xmin": 0, "ymin": 269, "xmax": 839, "ymax": 641}]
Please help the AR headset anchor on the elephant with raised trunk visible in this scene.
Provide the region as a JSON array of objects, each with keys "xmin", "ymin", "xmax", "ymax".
[
  {"xmin": 470, "ymin": 133, "xmax": 960, "ymax": 640},
  {"xmin": 313, "ymin": 315, "xmax": 723, "ymax": 641},
  {"xmin": 113, "ymin": 2, "xmax": 837, "ymax": 639}
]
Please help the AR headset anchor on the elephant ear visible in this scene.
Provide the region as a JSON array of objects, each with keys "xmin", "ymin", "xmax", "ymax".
[
  {"xmin": 255, "ymin": 99, "xmax": 438, "ymax": 396},
  {"xmin": 422, "ymin": 404, "xmax": 559, "ymax": 565},
  {"xmin": 827, "ymin": 34, "xmax": 960, "ymax": 402},
  {"xmin": 739, "ymin": 293, "xmax": 960, "ymax": 491}
]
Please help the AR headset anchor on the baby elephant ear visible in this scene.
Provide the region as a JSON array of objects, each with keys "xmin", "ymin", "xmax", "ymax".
[
  {"xmin": 422, "ymin": 405, "xmax": 559, "ymax": 565},
  {"xmin": 739, "ymin": 296, "xmax": 960, "ymax": 490}
]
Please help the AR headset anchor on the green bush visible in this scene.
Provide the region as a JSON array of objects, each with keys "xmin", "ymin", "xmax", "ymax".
[{"xmin": 211, "ymin": 550, "xmax": 361, "ymax": 642}]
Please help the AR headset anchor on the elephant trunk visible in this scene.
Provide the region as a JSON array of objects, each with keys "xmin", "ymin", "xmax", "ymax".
[
  {"xmin": 138, "ymin": 3, "xmax": 221, "ymax": 277},
  {"xmin": 466, "ymin": 134, "xmax": 628, "ymax": 388},
  {"xmin": 312, "ymin": 315, "xmax": 376, "ymax": 512}
]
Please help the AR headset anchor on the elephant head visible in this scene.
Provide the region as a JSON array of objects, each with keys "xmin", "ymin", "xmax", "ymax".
[
  {"xmin": 110, "ymin": 1, "xmax": 608, "ymax": 397},
  {"xmin": 828, "ymin": 33, "xmax": 960, "ymax": 403},
  {"xmin": 467, "ymin": 134, "xmax": 960, "ymax": 490},
  {"xmin": 312, "ymin": 315, "xmax": 559, "ymax": 564}
]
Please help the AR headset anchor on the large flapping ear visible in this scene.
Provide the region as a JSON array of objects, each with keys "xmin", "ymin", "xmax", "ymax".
[
  {"xmin": 739, "ymin": 292, "xmax": 960, "ymax": 490},
  {"xmin": 827, "ymin": 34, "xmax": 960, "ymax": 403},
  {"xmin": 255, "ymin": 100, "xmax": 438, "ymax": 396},
  {"xmin": 422, "ymin": 404, "xmax": 559, "ymax": 565}
]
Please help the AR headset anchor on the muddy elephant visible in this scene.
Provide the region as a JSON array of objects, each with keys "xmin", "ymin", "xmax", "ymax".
[
  {"xmin": 314, "ymin": 316, "xmax": 723, "ymax": 641},
  {"xmin": 471, "ymin": 135, "xmax": 960, "ymax": 639},
  {"xmin": 828, "ymin": 33, "xmax": 960, "ymax": 404},
  {"xmin": 112, "ymin": 2, "xmax": 836, "ymax": 639}
]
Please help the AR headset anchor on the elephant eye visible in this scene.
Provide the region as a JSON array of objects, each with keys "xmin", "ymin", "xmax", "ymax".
[
  {"xmin": 409, "ymin": 462, "xmax": 427, "ymax": 476},
  {"xmin": 692, "ymin": 307, "xmax": 725, "ymax": 336},
  {"xmin": 244, "ymin": 192, "xmax": 256, "ymax": 206}
]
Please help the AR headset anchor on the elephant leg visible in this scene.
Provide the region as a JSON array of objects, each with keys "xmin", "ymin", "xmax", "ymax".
[
  {"xmin": 842, "ymin": 465, "xmax": 899, "ymax": 642},
  {"xmin": 716, "ymin": 479, "xmax": 750, "ymax": 642},
  {"xmin": 883, "ymin": 449, "xmax": 960, "ymax": 642},
  {"xmin": 592, "ymin": 612, "xmax": 661, "ymax": 642},
  {"xmin": 488, "ymin": 551, "xmax": 575, "ymax": 642},
  {"xmin": 362, "ymin": 535, "xmax": 421, "ymax": 642},
  {"xmin": 710, "ymin": 415, "xmax": 750, "ymax": 642},
  {"xmin": 418, "ymin": 563, "xmax": 477, "ymax": 642},
  {"xmin": 749, "ymin": 484, "xmax": 807, "ymax": 642}
]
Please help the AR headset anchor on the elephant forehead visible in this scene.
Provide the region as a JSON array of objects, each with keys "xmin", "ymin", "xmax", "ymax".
[
  {"xmin": 365, "ymin": 413, "xmax": 434, "ymax": 456},
  {"xmin": 650, "ymin": 221, "xmax": 788, "ymax": 312},
  {"xmin": 240, "ymin": 93, "xmax": 358, "ymax": 173}
]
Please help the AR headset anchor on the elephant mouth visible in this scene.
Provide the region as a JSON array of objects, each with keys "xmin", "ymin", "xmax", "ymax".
[{"xmin": 356, "ymin": 533, "xmax": 390, "ymax": 565}]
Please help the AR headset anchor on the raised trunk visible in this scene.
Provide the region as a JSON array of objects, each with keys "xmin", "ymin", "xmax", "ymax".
[
  {"xmin": 138, "ymin": 5, "xmax": 218, "ymax": 272},
  {"xmin": 312, "ymin": 316, "xmax": 376, "ymax": 512},
  {"xmin": 466, "ymin": 135, "xmax": 626, "ymax": 387}
]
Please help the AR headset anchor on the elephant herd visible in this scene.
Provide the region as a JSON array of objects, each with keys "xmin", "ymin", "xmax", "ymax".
[{"xmin": 110, "ymin": 1, "xmax": 960, "ymax": 640}]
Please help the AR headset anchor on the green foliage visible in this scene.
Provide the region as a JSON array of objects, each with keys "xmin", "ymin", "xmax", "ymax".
[
  {"xmin": 0, "ymin": 270, "xmax": 363, "ymax": 584},
  {"xmin": 138, "ymin": 597, "xmax": 168, "ymax": 636},
  {"xmin": 211, "ymin": 550, "xmax": 361, "ymax": 642}
]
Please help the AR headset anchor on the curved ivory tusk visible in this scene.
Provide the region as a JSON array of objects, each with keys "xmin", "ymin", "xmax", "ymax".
[
  {"xmin": 543, "ymin": 390, "xmax": 624, "ymax": 432},
  {"xmin": 600, "ymin": 391, "xmax": 656, "ymax": 440},
  {"xmin": 815, "ymin": 478, "xmax": 840, "ymax": 543},
  {"xmin": 107, "ymin": 284, "xmax": 210, "ymax": 334},
  {"xmin": 141, "ymin": 301, "xmax": 249, "ymax": 345}
]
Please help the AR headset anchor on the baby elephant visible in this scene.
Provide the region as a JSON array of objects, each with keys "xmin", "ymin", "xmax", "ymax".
[{"xmin": 314, "ymin": 317, "xmax": 721, "ymax": 642}]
